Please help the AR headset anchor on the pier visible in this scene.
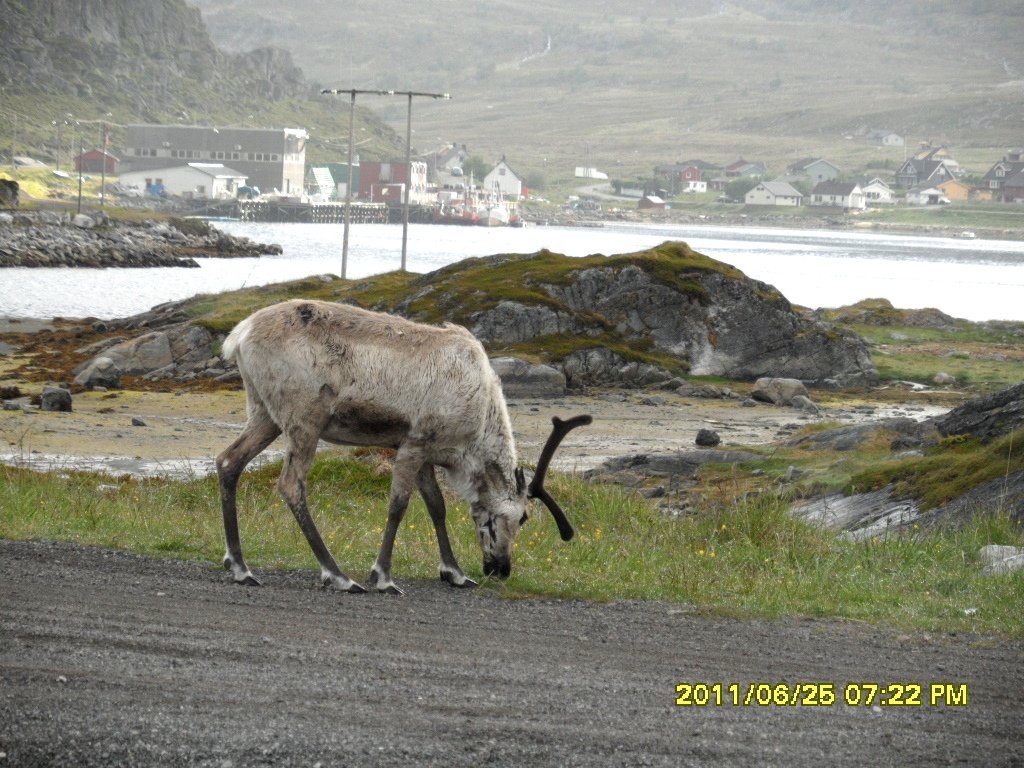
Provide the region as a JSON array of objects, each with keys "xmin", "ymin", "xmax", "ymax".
[{"xmin": 185, "ymin": 199, "xmax": 438, "ymax": 224}]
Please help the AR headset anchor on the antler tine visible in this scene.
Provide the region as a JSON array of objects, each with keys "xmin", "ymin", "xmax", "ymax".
[{"xmin": 528, "ymin": 414, "xmax": 592, "ymax": 541}]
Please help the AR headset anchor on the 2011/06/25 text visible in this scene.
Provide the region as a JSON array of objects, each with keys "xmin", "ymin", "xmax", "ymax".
[{"xmin": 674, "ymin": 682, "xmax": 969, "ymax": 707}]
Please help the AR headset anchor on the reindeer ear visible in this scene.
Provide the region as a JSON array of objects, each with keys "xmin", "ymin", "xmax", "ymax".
[{"xmin": 528, "ymin": 415, "xmax": 592, "ymax": 542}]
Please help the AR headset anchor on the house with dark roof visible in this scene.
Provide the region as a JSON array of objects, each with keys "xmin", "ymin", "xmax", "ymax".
[
  {"xmin": 981, "ymin": 149, "xmax": 1024, "ymax": 202},
  {"xmin": 895, "ymin": 147, "xmax": 960, "ymax": 189},
  {"xmin": 809, "ymin": 181, "xmax": 865, "ymax": 210}
]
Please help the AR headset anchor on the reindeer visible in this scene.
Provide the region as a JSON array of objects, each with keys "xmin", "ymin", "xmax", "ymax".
[{"xmin": 216, "ymin": 299, "xmax": 590, "ymax": 595}]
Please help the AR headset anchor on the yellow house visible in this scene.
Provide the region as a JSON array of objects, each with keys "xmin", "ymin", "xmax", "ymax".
[{"xmin": 937, "ymin": 179, "xmax": 971, "ymax": 202}]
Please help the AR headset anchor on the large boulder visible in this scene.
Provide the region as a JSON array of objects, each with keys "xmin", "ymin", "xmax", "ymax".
[
  {"xmin": 73, "ymin": 321, "xmax": 218, "ymax": 382},
  {"xmin": 93, "ymin": 331, "xmax": 174, "ymax": 375},
  {"xmin": 490, "ymin": 357, "xmax": 566, "ymax": 398},
  {"xmin": 73, "ymin": 356, "xmax": 121, "ymax": 389},
  {"xmin": 751, "ymin": 377, "xmax": 808, "ymax": 406}
]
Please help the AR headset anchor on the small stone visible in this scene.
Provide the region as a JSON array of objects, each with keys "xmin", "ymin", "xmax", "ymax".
[
  {"xmin": 131, "ymin": 417, "xmax": 147, "ymax": 427},
  {"xmin": 933, "ymin": 372, "xmax": 956, "ymax": 386},
  {"xmin": 695, "ymin": 429, "xmax": 721, "ymax": 447},
  {"xmin": 40, "ymin": 386, "xmax": 72, "ymax": 412},
  {"xmin": 56, "ymin": 675, "xmax": 68, "ymax": 684}
]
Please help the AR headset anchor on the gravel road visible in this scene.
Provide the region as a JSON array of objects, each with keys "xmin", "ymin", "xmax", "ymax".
[{"xmin": 1, "ymin": 539, "xmax": 1021, "ymax": 767}]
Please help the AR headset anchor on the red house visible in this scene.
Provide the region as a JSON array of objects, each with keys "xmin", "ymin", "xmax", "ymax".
[{"xmin": 75, "ymin": 149, "xmax": 119, "ymax": 175}]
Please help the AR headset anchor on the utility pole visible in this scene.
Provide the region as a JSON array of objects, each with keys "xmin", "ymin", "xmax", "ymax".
[
  {"xmin": 391, "ymin": 91, "xmax": 450, "ymax": 272},
  {"xmin": 99, "ymin": 122, "xmax": 107, "ymax": 208},
  {"xmin": 320, "ymin": 88, "xmax": 393, "ymax": 279}
]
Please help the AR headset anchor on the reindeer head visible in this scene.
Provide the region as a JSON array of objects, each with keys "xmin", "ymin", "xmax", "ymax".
[{"xmin": 473, "ymin": 415, "xmax": 592, "ymax": 579}]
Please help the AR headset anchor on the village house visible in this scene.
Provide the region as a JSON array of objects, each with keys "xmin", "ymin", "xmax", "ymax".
[
  {"xmin": 638, "ymin": 195, "xmax": 667, "ymax": 210},
  {"xmin": 866, "ymin": 129, "xmax": 904, "ymax": 147},
  {"xmin": 809, "ymin": 181, "xmax": 866, "ymax": 210},
  {"xmin": 483, "ymin": 158, "xmax": 524, "ymax": 200},
  {"xmin": 357, "ymin": 160, "xmax": 430, "ymax": 204},
  {"xmin": 894, "ymin": 146, "xmax": 959, "ymax": 189},
  {"xmin": 118, "ymin": 162, "xmax": 247, "ymax": 200},
  {"xmin": 122, "ymin": 124, "xmax": 307, "ymax": 195},
  {"xmin": 723, "ymin": 158, "xmax": 766, "ymax": 178},
  {"xmin": 851, "ymin": 176, "xmax": 895, "ymax": 205},
  {"xmin": 744, "ymin": 181, "xmax": 803, "ymax": 207},
  {"xmin": 655, "ymin": 160, "xmax": 717, "ymax": 193},
  {"xmin": 787, "ymin": 158, "xmax": 842, "ymax": 184},
  {"xmin": 936, "ymin": 178, "xmax": 972, "ymax": 203},
  {"xmin": 980, "ymin": 149, "xmax": 1024, "ymax": 203},
  {"xmin": 75, "ymin": 149, "xmax": 119, "ymax": 175}
]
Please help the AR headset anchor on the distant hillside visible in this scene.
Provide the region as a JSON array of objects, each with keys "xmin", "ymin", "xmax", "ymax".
[
  {"xmin": 190, "ymin": 0, "xmax": 1024, "ymax": 185},
  {"xmin": 0, "ymin": 0, "xmax": 403, "ymax": 168}
]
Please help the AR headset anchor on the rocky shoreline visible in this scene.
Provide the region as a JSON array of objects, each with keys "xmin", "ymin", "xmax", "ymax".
[{"xmin": 0, "ymin": 209, "xmax": 281, "ymax": 268}]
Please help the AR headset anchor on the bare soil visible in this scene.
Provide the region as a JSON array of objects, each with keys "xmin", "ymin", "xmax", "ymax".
[
  {"xmin": 0, "ymin": 382, "xmax": 946, "ymax": 478},
  {"xmin": 1, "ymin": 538, "xmax": 1022, "ymax": 767}
]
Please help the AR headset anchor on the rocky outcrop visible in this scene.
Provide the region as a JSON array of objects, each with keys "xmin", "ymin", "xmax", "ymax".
[
  {"xmin": 71, "ymin": 320, "xmax": 229, "ymax": 386},
  {"xmin": 559, "ymin": 348, "xmax": 674, "ymax": 388},
  {"xmin": 813, "ymin": 298, "xmax": 960, "ymax": 331},
  {"xmin": 489, "ymin": 357, "xmax": 566, "ymax": 398},
  {"xmin": 458, "ymin": 245, "xmax": 877, "ymax": 387},
  {"xmin": 933, "ymin": 382, "xmax": 1024, "ymax": 441},
  {"xmin": 786, "ymin": 418, "xmax": 934, "ymax": 452},
  {"xmin": 586, "ymin": 449, "xmax": 762, "ymax": 486},
  {"xmin": 0, "ymin": 212, "xmax": 280, "ymax": 268},
  {"xmin": 0, "ymin": 0, "xmax": 306, "ymax": 106},
  {"xmin": 791, "ymin": 469, "xmax": 1024, "ymax": 538}
]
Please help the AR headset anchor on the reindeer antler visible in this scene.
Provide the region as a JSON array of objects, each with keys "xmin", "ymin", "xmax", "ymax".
[{"xmin": 528, "ymin": 414, "xmax": 593, "ymax": 541}]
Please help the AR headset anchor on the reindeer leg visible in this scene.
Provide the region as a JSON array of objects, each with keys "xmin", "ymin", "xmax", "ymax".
[
  {"xmin": 417, "ymin": 464, "xmax": 476, "ymax": 588},
  {"xmin": 368, "ymin": 441, "xmax": 425, "ymax": 596},
  {"xmin": 217, "ymin": 406, "xmax": 281, "ymax": 586},
  {"xmin": 278, "ymin": 426, "xmax": 366, "ymax": 593}
]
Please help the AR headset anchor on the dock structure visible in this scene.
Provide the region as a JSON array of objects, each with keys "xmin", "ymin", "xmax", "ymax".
[
  {"xmin": 184, "ymin": 199, "xmax": 438, "ymax": 224},
  {"xmin": 239, "ymin": 200, "xmax": 387, "ymax": 224}
]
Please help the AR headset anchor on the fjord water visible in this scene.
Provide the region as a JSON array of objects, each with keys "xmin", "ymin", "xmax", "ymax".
[{"xmin": 2, "ymin": 222, "xmax": 1022, "ymax": 321}]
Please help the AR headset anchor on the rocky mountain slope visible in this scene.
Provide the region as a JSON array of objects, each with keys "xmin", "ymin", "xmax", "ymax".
[{"xmin": 0, "ymin": 0, "xmax": 402, "ymax": 165}]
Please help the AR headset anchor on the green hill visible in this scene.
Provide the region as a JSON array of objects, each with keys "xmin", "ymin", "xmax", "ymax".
[{"xmin": 190, "ymin": 0, "xmax": 1024, "ymax": 185}]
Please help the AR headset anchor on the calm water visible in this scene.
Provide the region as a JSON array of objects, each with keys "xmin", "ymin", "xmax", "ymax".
[{"xmin": 2, "ymin": 221, "xmax": 1023, "ymax": 321}]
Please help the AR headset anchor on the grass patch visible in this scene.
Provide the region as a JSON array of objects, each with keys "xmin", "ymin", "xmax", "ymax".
[
  {"xmin": 2, "ymin": 456, "xmax": 1021, "ymax": 636},
  {"xmin": 849, "ymin": 428, "xmax": 1024, "ymax": 509}
]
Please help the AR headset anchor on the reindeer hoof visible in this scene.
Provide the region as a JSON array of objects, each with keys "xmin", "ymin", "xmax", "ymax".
[
  {"xmin": 235, "ymin": 573, "xmax": 262, "ymax": 587},
  {"xmin": 320, "ymin": 572, "xmax": 365, "ymax": 593},
  {"xmin": 368, "ymin": 567, "xmax": 404, "ymax": 596},
  {"xmin": 440, "ymin": 569, "xmax": 477, "ymax": 588}
]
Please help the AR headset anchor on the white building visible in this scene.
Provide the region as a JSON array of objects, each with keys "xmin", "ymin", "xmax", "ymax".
[
  {"xmin": 118, "ymin": 162, "xmax": 247, "ymax": 199},
  {"xmin": 853, "ymin": 176, "xmax": 896, "ymax": 206},
  {"xmin": 809, "ymin": 181, "xmax": 866, "ymax": 211},
  {"xmin": 744, "ymin": 181, "xmax": 803, "ymax": 207},
  {"xmin": 484, "ymin": 159, "xmax": 524, "ymax": 200}
]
